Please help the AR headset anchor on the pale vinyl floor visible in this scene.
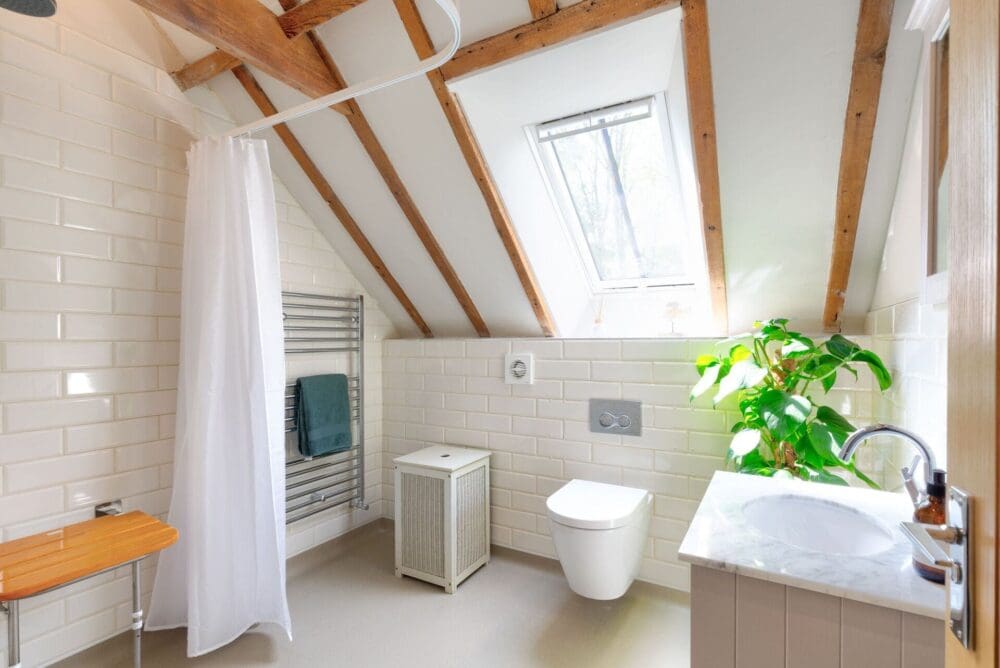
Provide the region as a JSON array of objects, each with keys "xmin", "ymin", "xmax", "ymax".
[{"xmin": 59, "ymin": 520, "xmax": 691, "ymax": 668}]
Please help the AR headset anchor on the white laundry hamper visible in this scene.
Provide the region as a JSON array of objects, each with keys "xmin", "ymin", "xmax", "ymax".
[{"xmin": 393, "ymin": 445, "xmax": 491, "ymax": 593}]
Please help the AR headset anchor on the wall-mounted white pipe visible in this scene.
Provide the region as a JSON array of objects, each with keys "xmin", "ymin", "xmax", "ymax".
[{"xmin": 221, "ymin": 0, "xmax": 460, "ymax": 137}]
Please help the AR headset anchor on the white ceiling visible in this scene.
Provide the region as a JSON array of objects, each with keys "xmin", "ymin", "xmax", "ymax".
[{"xmin": 153, "ymin": 0, "xmax": 922, "ymax": 336}]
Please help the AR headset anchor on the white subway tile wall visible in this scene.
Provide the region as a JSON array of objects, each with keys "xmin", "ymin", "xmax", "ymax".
[
  {"xmin": 865, "ymin": 299, "xmax": 948, "ymax": 489},
  {"xmin": 0, "ymin": 11, "xmax": 393, "ymax": 665},
  {"xmin": 382, "ymin": 337, "xmax": 878, "ymax": 593}
]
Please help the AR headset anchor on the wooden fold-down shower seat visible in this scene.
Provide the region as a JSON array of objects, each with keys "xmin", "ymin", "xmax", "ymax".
[{"xmin": 0, "ymin": 511, "xmax": 178, "ymax": 668}]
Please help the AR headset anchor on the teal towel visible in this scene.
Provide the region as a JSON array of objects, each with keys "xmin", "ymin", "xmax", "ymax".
[{"xmin": 296, "ymin": 374, "xmax": 352, "ymax": 457}]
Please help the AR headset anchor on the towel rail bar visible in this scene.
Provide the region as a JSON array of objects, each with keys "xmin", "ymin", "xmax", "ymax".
[
  {"xmin": 282, "ymin": 291, "xmax": 367, "ymax": 524},
  {"xmin": 282, "ymin": 292, "xmax": 359, "ymax": 302},
  {"xmin": 286, "ymin": 457, "xmax": 360, "ymax": 489},
  {"xmin": 283, "ymin": 303, "xmax": 357, "ymax": 313},
  {"xmin": 286, "ymin": 469, "xmax": 359, "ymax": 502},
  {"xmin": 286, "ymin": 492, "xmax": 360, "ymax": 523},
  {"xmin": 286, "ymin": 485, "xmax": 360, "ymax": 514},
  {"xmin": 285, "ymin": 446, "xmax": 360, "ymax": 467},
  {"xmin": 283, "ymin": 315, "xmax": 357, "ymax": 322}
]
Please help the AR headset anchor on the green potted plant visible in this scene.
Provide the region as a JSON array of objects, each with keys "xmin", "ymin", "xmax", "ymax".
[{"xmin": 690, "ymin": 318, "xmax": 892, "ymax": 487}]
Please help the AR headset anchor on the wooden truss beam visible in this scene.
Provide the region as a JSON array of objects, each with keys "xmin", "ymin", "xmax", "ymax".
[
  {"xmin": 528, "ymin": 0, "xmax": 559, "ymax": 21},
  {"xmin": 132, "ymin": 0, "xmax": 341, "ymax": 99},
  {"xmin": 394, "ymin": 0, "xmax": 557, "ymax": 337},
  {"xmin": 231, "ymin": 65, "xmax": 433, "ymax": 337},
  {"xmin": 681, "ymin": 0, "xmax": 728, "ymax": 333},
  {"xmin": 275, "ymin": 0, "xmax": 491, "ymax": 337},
  {"xmin": 823, "ymin": 0, "xmax": 895, "ymax": 331},
  {"xmin": 278, "ymin": 0, "xmax": 367, "ymax": 38},
  {"xmin": 171, "ymin": 50, "xmax": 241, "ymax": 91},
  {"xmin": 440, "ymin": 0, "xmax": 679, "ymax": 81}
]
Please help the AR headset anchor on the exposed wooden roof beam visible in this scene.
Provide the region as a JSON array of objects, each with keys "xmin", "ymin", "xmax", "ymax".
[
  {"xmin": 278, "ymin": 0, "xmax": 366, "ymax": 38},
  {"xmin": 441, "ymin": 0, "xmax": 679, "ymax": 81},
  {"xmin": 231, "ymin": 65, "xmax": 433, "ymax": 337},
  {"xmin": 822, "ymin": 0, "xmax": 894, "ymax": 331},
  {"xmin": 276, "ymin": 0, "xmax": 491, "ymax": 338},
  {"xmin": 528, "ymin": 0, "xmax": 559, "ymax": 21},
  {"xmin": 132, "ymin": 0, "xmax": 342, "ymax": 100},
  {"xmin": 394, "ymin": 0, "xmax": 557, "ymax": 337},
  {"xmin": 171, "ymin": 50, "xmax": 241, "ymax": 91},
  {"xmin": 681, "ymin": 0, "xmax": 728, "ymax": 333}
]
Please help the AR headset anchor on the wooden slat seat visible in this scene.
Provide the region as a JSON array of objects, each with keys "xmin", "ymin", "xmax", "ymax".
[{"xmin": 0, "ymin": 511, "xmax": 177, "ymax": 601}]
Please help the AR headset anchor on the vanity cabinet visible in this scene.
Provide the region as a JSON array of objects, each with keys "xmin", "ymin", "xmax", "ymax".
[{"xmin": 690, "ymin": 566, "xmax": 944, "ymax": 668}]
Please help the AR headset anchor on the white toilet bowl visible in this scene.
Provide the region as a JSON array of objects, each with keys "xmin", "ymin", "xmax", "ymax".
[{"xmin": 546, "ymin": 479, "xmax": 652, "ymax": 600}]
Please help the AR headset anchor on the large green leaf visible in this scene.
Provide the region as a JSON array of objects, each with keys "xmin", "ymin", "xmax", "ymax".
[
  {"xmin": 732, "ymin": 447, "xmax": 768, "ymax": 470},
  {"xmin": 695, "ymin": 354, "xmax": 719, "ymax": 373},
  {"xmin": 781, "ymin": 336, "xmax": 814, "ymax": 358},
  {"xmin": 730, "ymin": 429, "xmax": 761, "ymax": 456},
  {"xmin": 690, "ymin": 362, "xmax": 722, "ymax": 400},
  {"xmin": 728, "ymin": 344, "xmax": 752, "ymax": 364},
  {"xmin": 851, "ymin": 349, "xmax": 893, "ymax": 391},
  {"xmin": 758, "ymin": 390, "xmax": 812, "ymax": 440},
  {"xmin": 814, "ymin": 405, "xmax": 856, "ymax": 440},
  {"xmin": 714, "ymin": 360, "xmax": 767, "ymax": 404},
  {"xmin": 821, "ymin": 369, "xmax": 838, "ymax": 393},
  {"xmin": 807, "ymin": 422, "xmax": 846, "ymax": 466},
  {"xmin": 826, "ymin": 334, "xmax": 861, "ymax": 359}
]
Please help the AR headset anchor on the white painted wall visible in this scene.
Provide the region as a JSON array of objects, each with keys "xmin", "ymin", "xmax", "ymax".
[
  {"xmin": 709, "ymin": 0, "xmax": 920, "ymax": 334},
  {"xmin": 843, "ymin": 0, "xmax": 924, "ymax": 318},
  {"xmin": 871, "ymin": 61, "xmax": 927, "ymax": 311}
]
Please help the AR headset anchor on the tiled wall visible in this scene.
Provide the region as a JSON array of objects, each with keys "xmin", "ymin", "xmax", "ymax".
[
  {"xmin": 865, "ymin": 299, "xmax": 948, "ymax": 490},
  {"xmin": 381, "ymin": 337, "xmax": 876, "ymax": 592},
  {"xmin": 0, "ymin": 11, "xmax": 391, "ymax": 665},
  {"xmin": 276, "ymin": 183, "xmax": 393, "ymax": 557}
]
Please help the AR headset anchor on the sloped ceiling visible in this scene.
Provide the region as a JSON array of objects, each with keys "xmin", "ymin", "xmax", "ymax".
[{"xmin": 154, "ymin": 0, "xmax": 921, "ymax": 337}]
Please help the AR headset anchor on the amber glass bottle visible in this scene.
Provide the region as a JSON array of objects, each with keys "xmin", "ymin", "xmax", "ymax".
[{"xmin": 913, "ymin": 469, "xmax": 947, "ymax": 584}]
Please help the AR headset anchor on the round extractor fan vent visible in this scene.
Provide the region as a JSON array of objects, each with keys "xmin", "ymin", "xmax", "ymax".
[{"xmin": 504, "ymin": 353, "xmax": 534, "ymax": 385}]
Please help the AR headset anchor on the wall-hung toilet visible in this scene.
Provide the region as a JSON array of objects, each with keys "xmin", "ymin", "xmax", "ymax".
[{"xmin": 546, "ymin": 479, "xmax": 652, "ymax": 600}]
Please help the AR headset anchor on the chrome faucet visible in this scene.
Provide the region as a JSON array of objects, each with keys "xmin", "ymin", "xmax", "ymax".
[{"xmin": 839, "ymin": 423, "xmax": 938, "ymax": 503}]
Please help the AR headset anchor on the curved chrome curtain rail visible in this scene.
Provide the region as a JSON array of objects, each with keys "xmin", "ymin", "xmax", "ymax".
[{"xmin": 221, "ymin": 0, "xmax": 461, "ymax": 137}]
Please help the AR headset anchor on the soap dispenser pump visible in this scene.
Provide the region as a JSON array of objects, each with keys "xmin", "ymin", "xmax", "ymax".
[{"xmin": 912, "ymin": 469, "xmax": 948, "ymax": 583}]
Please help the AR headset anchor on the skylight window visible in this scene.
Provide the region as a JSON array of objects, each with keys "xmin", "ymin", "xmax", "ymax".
[{"xmin": 533, "ymin": 96, "xmax": 697, "ymax": 291}]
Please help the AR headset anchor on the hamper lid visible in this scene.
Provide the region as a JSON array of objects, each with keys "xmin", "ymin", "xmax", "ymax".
[{"xmin": 393, "ymin": 445, "xmax": 491, "ymax": 472}]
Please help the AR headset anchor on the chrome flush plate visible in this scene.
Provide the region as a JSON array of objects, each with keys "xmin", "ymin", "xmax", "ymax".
[{"xmin": 589, "ymin": 399, "xmax": 641, "ymax": 437}]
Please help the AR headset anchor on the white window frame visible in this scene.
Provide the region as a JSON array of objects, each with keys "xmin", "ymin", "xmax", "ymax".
[{"xmin": 527, "ymin": 93, "xmax": 699, "ymax": 294}]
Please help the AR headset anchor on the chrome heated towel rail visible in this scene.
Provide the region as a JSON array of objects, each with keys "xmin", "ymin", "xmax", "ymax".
[{"xmin": 283, "ymin": 291, "xmax": 368, "ymax": 524}]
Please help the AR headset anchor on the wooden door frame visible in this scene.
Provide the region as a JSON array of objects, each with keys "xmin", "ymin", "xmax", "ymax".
[{"xmin": 946, "ymin": 0, "xmax": 998, "ymax": 665}]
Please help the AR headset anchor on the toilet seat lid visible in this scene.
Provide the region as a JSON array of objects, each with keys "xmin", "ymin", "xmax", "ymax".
[{"xmin": 546, "ymin": 479, "xmax": 650, "ymax": 530}]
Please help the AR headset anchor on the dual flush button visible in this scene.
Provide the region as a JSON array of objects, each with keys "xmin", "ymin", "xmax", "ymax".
[
  {"xmin": 598, "ymin": 411, "xmax": 632, "ymax": 429},
  {"xmin": 589, "ymin": 399, "xmax": 641, "ymax": 436}
]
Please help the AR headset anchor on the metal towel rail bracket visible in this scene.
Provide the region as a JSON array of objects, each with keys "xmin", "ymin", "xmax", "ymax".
[{"xmin": 283, "ymin": 291, "xmax": 369, "ymax": 524}]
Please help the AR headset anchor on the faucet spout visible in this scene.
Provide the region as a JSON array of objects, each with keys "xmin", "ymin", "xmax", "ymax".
[{"xmin": 838, "ymin": 423, "xmax": 937, "ymax": 484}]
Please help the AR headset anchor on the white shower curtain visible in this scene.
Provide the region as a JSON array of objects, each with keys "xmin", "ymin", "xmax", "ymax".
[{"xmin": 146, "ymin": 136, "xmax": 291, "ymax": 656}]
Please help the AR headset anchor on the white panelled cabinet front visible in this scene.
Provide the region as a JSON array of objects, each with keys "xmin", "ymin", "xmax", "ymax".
[{"xmin": 394, "ymin": 445, "xmax": 492, "ymax": 593}]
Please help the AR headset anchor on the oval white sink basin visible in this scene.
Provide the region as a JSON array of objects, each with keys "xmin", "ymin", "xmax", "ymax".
[{"xmin": 742, "ymin": 494, "xmax": 894, "ymax": 557}]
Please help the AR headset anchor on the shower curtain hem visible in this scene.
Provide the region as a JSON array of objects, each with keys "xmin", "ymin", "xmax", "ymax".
[{"xmin": 143, "ymin": 619, "xmax": 294, "ymax": 657}]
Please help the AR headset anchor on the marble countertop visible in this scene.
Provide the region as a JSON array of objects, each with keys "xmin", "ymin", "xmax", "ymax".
[{"xmin": 678, "ymin": 471, "xmax": 946, "ymax": 619}]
